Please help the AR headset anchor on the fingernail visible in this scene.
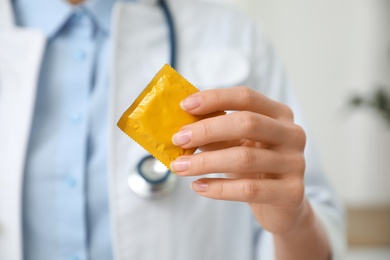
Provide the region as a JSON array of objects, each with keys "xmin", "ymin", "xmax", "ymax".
[
  {"xmin": 191, "ymin": 180, "xmax": 208, "ymax": 192},
  {"xmin": 172, "ymin": 129, "xmax": 192, "ymax": 146},
  {"xmin": 170, "ymin": 158, "xmax": 191, "ymax": 172},
  {"xmin": 180, "ymin": 95, "xmax": 201, "ymax": 111}
]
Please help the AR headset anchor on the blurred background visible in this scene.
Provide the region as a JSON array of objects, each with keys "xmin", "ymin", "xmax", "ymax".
[{"xmin": 205, "ymin": 0, "xmax": 390, "ymax": 259}]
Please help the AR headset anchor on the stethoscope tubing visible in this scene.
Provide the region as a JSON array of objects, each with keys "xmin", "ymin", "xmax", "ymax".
[
  {"xmin": 159, "ymin": 0, "xmax": 177, "ymax": 69},
  {"xmin": 128, "ymin": 0, "xmax": 178, "ymax": 199}
]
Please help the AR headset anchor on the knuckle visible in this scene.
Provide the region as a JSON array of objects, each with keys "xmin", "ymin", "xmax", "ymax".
[
  {"xmin": 242, "ymin": 182, "xmax": 259, "ymax": 201},
  {"xmin": 293, "ymin": 154, "xmax": 306, "ymax": 175},
  {"xmin": 198, "ymin": 120, "xmax": 214, "ymax": 139},
  {"xmin": 208, "ymin": 90, "xmax": 222, "ymax": 105},
  {"xmin": 287, "ymin": 124, "xmax": 306, "ymax": 150},
  {"xmin": 296, "ymin": 154, "xmax": 306, "ymax": 175},
  {"xmin": 236, "ymin": 148, "xmax": 256, "ymax": 169},
  {"xmin": 238, "ymin": 112, "xmax": 258, "ymax": 133},
  {"xmin": 294, "ymin": 124, "xmax": 307, "ymax": 146},
  {"xmin": 285, "ymin": 153, "xmax": 306, "ymax": 175},
  {"xmin": 198, "ymin": 154, "xmax": 211, "ymax": 171},
  {"xmin": 278, "ymin": 103, "xmax": 294, "ymax": 120},
  {"xmin": 214, "ymin": 182, "xmax": 225, "ymax": 195},
  {"xmin": 288, "ymin": 179, "xmax": 305, "ymax": 205},
  {"xmin": 238, "ymin": 86, "xmax": 255, "ymax": 103}
]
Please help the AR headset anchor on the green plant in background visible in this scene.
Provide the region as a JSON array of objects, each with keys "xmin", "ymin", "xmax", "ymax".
[{"xmin": 349, "ymin": 86, "xmax": 390, "ymax": 128}]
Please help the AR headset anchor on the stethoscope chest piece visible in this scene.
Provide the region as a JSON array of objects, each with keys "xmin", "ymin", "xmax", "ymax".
[{"xmin": 128, "ymin": 155, "xmax": 178, "ymax": 199}]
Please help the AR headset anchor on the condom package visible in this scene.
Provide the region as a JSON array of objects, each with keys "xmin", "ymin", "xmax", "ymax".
[{"xmin": 117, "ymin": 64, "xmax": 225, "ymax": 170}]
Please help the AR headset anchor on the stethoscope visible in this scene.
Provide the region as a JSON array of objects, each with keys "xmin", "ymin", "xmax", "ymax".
[{"xmin": 128, "ymin": 0, "xmax": 178, "ymax": 200}]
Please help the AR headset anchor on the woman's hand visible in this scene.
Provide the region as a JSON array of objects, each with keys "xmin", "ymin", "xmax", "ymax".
[{"xmin": 170, "ymin": 87, "xmax": 330, "ymax": 259}]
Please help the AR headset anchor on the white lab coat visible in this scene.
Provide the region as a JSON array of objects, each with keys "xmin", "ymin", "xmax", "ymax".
[{"xmin": 0, "ymin": 0, "xmax": 346, "ymax": 259}]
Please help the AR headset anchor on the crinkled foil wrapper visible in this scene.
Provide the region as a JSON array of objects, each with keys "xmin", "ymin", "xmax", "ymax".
[{"xmin": 117, "ymin": 64, "xmax": 225, "ymax": 170}]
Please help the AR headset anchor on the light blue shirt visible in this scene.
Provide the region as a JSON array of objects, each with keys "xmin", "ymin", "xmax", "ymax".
[{"xmin": 13, "ymin": 1, "xmax": 117, "ymax": 259}]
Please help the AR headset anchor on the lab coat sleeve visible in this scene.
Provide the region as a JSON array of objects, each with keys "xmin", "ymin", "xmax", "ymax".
[{"xmin": 248, "ymin": 20, "xmax": 347, "ymax": 260}]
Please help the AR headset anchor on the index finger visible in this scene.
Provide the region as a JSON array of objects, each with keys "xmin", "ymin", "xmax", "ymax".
[{"xmin": 181, "ymin": 86, "xmax": 293, "ymax": 120}]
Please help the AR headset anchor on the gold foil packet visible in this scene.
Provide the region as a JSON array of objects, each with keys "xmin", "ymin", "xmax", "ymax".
[{"xmin": 117, "ymin": 64, "xmax": 225, "ymax": 170}]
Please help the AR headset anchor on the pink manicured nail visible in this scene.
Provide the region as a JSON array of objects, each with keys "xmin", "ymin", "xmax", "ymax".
[
  {"xmin": 180, "ymin": 95, "xmax": 201, "ymax": 111},
  {"xmin": 191, "ymin": 180, "xmax": 208, "ymax": 192},
  {"xmin": 170, "ymin": 158, "xmax": 191, "ymax": 172},
  {"xmin": 172, "ymin": 129, "xmax": 192, "ymax": 146}
]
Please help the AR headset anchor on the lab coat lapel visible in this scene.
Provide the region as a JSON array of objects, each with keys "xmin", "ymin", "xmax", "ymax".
[
  {"xmin": 0, "ymin": 2, "xmax": 46, "ymax": 258},
  {"xmin": 0, "ymin": 29, "xmax": 45, "ymax": 179},
  {"xmin": 0, "ymin": 0, "xmax": 14, "ymax": 30}
]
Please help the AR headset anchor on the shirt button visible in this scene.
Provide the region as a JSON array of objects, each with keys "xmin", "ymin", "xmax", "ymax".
[
  {"xmin": 72, "ymin": 10, "xmax": 84, "ymax": 22},
  {"xmin": 71, "ymin": 9, "xmax": 85, "ymax": 23},
  {"xmin": 65, "ymin": 176, "xmax": 77, "ymax": 188},
  {"xmin": 73, "ymin": 50, "xmax": 87, "ymax": 61},
  {"xmin": 70, "ymin": 113, "xmax": 82, "ymax": 123}
]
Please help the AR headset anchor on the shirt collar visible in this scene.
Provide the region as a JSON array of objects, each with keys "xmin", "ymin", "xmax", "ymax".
[
  {"xmin": 13, "ymin": 0, "xmax": 121, "ymax": 37},
  {"xmin": 84, "ymin": 0, "xmax": 118, "ymax": 34},
  {"xmin": 13, "ymin": 0, "xmax": 71, "ymax": 37}
]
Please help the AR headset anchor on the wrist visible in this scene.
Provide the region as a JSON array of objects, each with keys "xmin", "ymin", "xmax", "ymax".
[
  {"xmin": 273, "ymin": 199, "xmax": 331, "ymax": 260},
  {"xmin": 293, "ymin": 199, "xmax": 315, "ymax": 233},
  {"xmin": 276, "ymin": 199, "xmax": 315, "ymax": 238}
]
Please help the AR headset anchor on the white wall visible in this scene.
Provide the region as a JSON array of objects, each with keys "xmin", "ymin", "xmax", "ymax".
[{"xmin": 205, "ymin": 0, "xmax": 390, "ymax": 206}]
